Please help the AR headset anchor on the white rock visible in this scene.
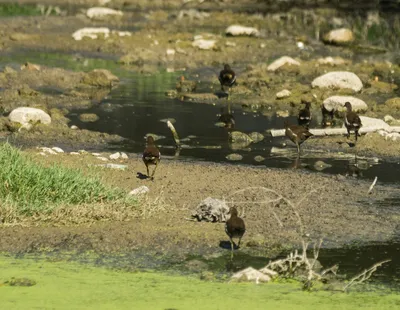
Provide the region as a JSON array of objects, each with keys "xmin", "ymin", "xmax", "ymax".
[
  {"xmin": 276, "ymin": 89, "xmax": 291, "ymax": 99},
  {"xmin": 120, "ymin": 152, "xmax": 128, "ymax": 159},
  {"xmin": 231, "ymin": 267, "xmax": 271, "ymax": 283},
  {"xmin": 166, "ymin": 49, "xmax": 176, "ymax": 56},
  {"xmin": 78, "ymin": 150, "xmax": 88, "ymax": 154},
  {"xmin": 317, "ymin": 56, "xmax": 347, "ymax": 66},
  {"xmin": 323, "ymin": 96, "xmax": 368, "ymax": 112},
  {"xmin": 385, "ymin": 132, "xmax": 400, "ymax": 141},
  {"xmin": 296, "ymin": 41, "xmax": 305, "ymax": 49},
  {"xmin": 70, "ymin": 152, "xmax": 80, "ymax": 155},
  {"xmin": 70, "ymin": 125, "xmax": 78, "ymax": 130},
  {"xmin": 267, "ymin": 56, "xmax": 300, "ymax": 72},
  {"xmin": 92, "ymin": 153, "xmax": 101, "ymax": 156},
  {"xmin": 358, "ymin": 116, "xmax": 390, "ymax": 131},
  {"xmin": 86, "ymin": 7, "xmax": 123, "ymax": 19},
  {"xmin": 129, "ymin": 186, "xmax": 150, "ymax": 196},
  {"xmin": 323, "ymin": 28, "xmax": 354, "ymax": 44},
  {"xmin": 109, "ymin": 152, "xmax": 121, "ymax": 160},
  {"xmin": 259, "ymin": 267, "xmax": 278, "ymax": 277},
  {"xmin": 111, "ymin": 30, "xmax": 131, "ymax": 37},
  {"xmin": 98, "ymin": 0, "xmax": 111, "ymax": 5},
  {"xmin": 97, "ymin": 163, "xmax": 127, "ymax": 170},
  {"xmin": 192, "ymin": 39, "xmax": 216, "ymax": 50},
  {"xmin": 225, "ymin": 41, "xmax": 236, "ymax": 47},
  {"xmin": 192, "ymin": 197, "xmax": 229, "ymax": 222},
  {"xmin": 384, "ymin": 115, "xmax": 395, "ymax": 123},
  {"xmin": 39, "ymin": 152, "xmax": 47, "ymax": 156},
  {"xmin": 9, "ymin": 107, "xmax": 51, "ymax": 126},
  {"xmin": 312, "ymin": 71, "xmax": 363, "ymax": 92},
  {"xmin": 72, "ymin": 27, "xmax": 110, "ymax": 41},
  {"xmin": 97, "ymin": 156, "xmax": 109, "ymax": 161},
  {"xmin": 52, "ymin": 147, "xmax": 64, "ymax": 153},
  {"xmin": 225, "ymin": 25, "xmax": 260, "ymax": 37},
  {"xmin": 40, "ymin": 147, "xmax": 58, "ymax": 155}
]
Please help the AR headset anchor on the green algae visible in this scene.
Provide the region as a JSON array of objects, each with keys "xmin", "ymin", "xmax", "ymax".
[{"xmin": 0, "ymin": 255, "xmax": 399, "ymax": 310}]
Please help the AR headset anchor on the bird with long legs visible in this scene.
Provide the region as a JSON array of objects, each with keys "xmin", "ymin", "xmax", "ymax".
[
  {"xmin": 218, "ymin": 64, "xmax": 236, "ymax": 99},
  {"xmin": 284, "ymin": 120, "xmax": 313, "ymax": 156},
  {"xmin": 344, "ymin": 102, "xmax": 362, "ymax": 142},
  {"xmin": 225, "ymin": 207, "xmax": 246, "ymax": 259},
  {"xmin": 142, "ymin": 136, "xmax": 161, "ymax": 180}
]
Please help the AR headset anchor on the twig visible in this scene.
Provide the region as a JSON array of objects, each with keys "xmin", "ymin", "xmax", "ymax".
[
  {"xmin": 367, "ymin": 177, "xmax": 378, "ymax": 194},
  {"xmin": 343, "ymin": 259, "xmax": 391, "ymax": 292},
  {"xmin": 167, "ymin": 120, "xmax": 181, "ymax": 148}
]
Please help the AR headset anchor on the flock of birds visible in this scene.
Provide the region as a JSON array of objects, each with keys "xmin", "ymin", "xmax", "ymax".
[{"xmin": 141, "ymin": 64, "xmax": 363, "ymax": 255}]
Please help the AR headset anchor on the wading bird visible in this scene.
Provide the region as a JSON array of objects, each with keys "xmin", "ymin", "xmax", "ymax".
[
  {"xmin": 225, "ymin": 207, "xmax": 246, "ymax": 258},
  {"xmin": 142, "ymin": 136, "xmax": 160, "ymax": 180},
  {"xmin": 344, "ymin": 102, "xmax": 362, "ymax": 141},
  {"xmin": 219, "ymin": 64, "xmax": 236, "ymax": 96},
  {"xmin": 284, "ymin": 120, "xmax": 313, "ymax": 155}
]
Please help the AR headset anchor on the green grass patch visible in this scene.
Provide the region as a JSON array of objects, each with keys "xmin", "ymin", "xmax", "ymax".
[
  {"xmin": 0, "ymin": 143, "xmax": 133, "ymax": 215},
  {"xmin": 0, "ymin": 3, "xmax": 41, "ymax": 17},
  {"xmin": 0, "ymin": 255, "xmax": 399, "ymax": 310}
]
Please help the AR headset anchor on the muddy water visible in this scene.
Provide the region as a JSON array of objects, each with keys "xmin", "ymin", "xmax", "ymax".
[{"xmin": 65, "ymin": 71, "xmax": 400, "ymax": 183}]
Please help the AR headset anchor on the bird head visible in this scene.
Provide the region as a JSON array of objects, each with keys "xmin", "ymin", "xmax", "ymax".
[
  {"xmin": 146, "ymin": 135, "xmax": 155, "ymax": 144},
  {"xmin": 228, "ymin": 207, "xmax": 238, "ymax": 217},
  {"xmin": 344, "ymin": 102, "xmax": 352, "ymax": 111}
]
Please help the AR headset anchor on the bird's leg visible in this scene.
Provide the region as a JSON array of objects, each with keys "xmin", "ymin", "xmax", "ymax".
[
  {"xmin": 146, "ymin": 164, "xmax": 150, "ymax": 178},
  {"xmin": 229, "ymin": 237, "xmax": 235, "ymax": 253},
  {"xmin": 355, "ymin": 130, "xmax": 359, "ymax": 141},
  {"xmin": 151, "ymin": 162, "xmax": 158, "ymax": 180},
  {"xmin": 296, "ymin": 142, "xmax": 300, "ymax": 156},
  {"xmin": 237, "ymin": 237, "xmax": 242, "ymax": 248},
  {"xmin": 347, "ymin": 129, "xmax": 350, "ymax": 139}
]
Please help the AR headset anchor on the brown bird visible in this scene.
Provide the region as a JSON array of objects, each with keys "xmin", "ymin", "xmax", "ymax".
[
  {"xmin": 225, "ymin": 207, "xmax": 246, "ymax": 256},
  {"xmin": 142, "ymin": 136, "xmax": 160, "ymax": 180},
  {"xmin": 219, "ymin": 64, "xmax": 236, "ymax": 93},
  {"xmin": 284, "ymin": 120, "xmax": 313, "ymax": 155},
  {"xmin": 298, "ymin": 99, "xmax": 312, "ymax": 128},
  {"xmin": 344, "ymin": 102, "xmax": 362, "ymax": 141}
]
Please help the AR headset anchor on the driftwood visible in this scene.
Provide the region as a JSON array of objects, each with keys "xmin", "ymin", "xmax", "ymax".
[{"xmin": 270, "ymin": 126, "xmax": 400, "ymax": 138}]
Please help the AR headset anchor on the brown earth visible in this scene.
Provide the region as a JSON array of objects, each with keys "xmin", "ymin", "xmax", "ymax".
[{"xmin": 0, "ymin": 150, "xmax": 399, "ymax": 257}]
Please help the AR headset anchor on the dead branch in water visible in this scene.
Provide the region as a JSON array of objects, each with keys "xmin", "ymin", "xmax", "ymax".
[
  {"xmin": 167, "ymin": 120, "xmax": 181, "ymax": 148},
  {"xmin": 343, "ymin": 259, "xmax": 391, "ymax": 292}
]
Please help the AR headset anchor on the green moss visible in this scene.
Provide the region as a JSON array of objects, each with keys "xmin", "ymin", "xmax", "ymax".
[{"xmin": 0, "ymin": 255, "xmax": 398, "ymax": 310}]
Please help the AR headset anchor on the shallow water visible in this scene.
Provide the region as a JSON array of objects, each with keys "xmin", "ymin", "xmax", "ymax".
[{"xmin": 64, "ymin": 71, "xmax": 400, "ymax": 184}]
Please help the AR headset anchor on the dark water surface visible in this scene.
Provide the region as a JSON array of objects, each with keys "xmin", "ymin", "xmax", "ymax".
[{"xmin": 65, "ymin": 71, "xmax": 400, "ymax": 184}]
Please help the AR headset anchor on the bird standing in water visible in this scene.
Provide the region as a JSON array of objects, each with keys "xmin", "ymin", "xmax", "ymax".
[
  {"xmin": 284, "ymin": 120, "xmax": 313, "ymax": 156},
  {"xmin": 219, "ymin": 64, "xmax": 236, "ymax": 98},
  {"xmin": 344, "ymin": 102, "xmax": 362, "ymax": 141},
  {"xmin": 298, "ymin": 99, "xmax": 312, "ymax": 128},
  {"xmin": 225, "ymin": 207, "xmax": 246, "ymax": 258},
  {"xmin": 142, "ymin": 136, "xmax": 160, "ymax": 180}
]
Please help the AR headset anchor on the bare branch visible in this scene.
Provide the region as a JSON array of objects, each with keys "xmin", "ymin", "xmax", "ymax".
[{"xmin": 343, "ymin": 259, "xmax": 391, "ymax": 291}]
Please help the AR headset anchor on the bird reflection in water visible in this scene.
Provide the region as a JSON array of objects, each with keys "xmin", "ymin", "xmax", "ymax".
[
  {"xmin": 218, "ymin": 103, "xmax": 235, "ymax": 129},
  {"xmin": 346, "ymin": 155, "xmax": 363, "ymax": 178},
  {"xmin": 321, "ymin": 105, "xmax": 334, "ymax": 128}
]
